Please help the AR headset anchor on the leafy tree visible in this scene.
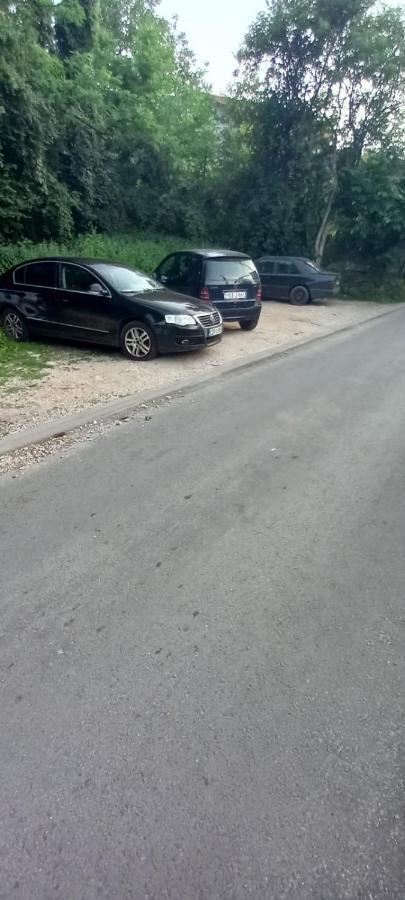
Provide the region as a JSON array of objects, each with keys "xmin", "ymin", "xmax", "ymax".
[
  {"xmin": 1, "ymin": 0, "xmax": 405, "ymax": 272},
  {"xmin": 231, "ymin": 0, "xmax": 405, "ymax": 262},
  {"xmin": 0, "ymin": 1, "xmax": 69, "ymax": 240},
  {"xmin": 0, "ymin": 0, "xmax": 219, "ymax": 244},
  {"xmin": 55, "ymin": 0, "xmax": 99, "ymax": 58},
  {"xmin": 335, "ymin": 152, "xmax": 405, "ymax": 261}
]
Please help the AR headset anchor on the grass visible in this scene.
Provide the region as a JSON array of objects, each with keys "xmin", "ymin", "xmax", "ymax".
[
  {"xmin": 0, "ymin": 331, "xmax": 54, "ymax": 390},
  {"xmin": 0, "ymin": 231, "xmax": 188, "ymax": 274}
]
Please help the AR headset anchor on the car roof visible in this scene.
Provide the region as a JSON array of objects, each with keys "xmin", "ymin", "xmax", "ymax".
[
  {"xmin": 13, "ymin": 257, "xmax": 124, "ymax": 267},
  {"xmin": 257, "ymin": 255, "xmax": 313, "ymax": 262},
  {"xmin": 187, "ymin": 249, "xmax": 251, "ymax": 259}
]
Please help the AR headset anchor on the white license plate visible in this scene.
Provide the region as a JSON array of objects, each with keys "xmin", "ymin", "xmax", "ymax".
[
  {"xmin": 223, "ymin": 291, "xmax": 247, "ymax": 300},
  {"xmin": 208, "ymin": 325, "xmax": 222, "ymax": 337}
]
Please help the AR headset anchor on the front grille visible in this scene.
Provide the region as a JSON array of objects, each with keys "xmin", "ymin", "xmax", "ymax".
[{"xmin": 197, "ymin": 310, "xmax": 221, "ymax": 327}]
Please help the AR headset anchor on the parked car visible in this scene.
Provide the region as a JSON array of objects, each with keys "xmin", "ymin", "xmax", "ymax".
[
  {"xmin": 153, "ymin": 249, "xmax": 262, "ymax": 330},
  {"xmin": 255, "ymin": 256, "xmax": 340, "ymax": 305},
  {"xmin": 0, "ymin": 257, "xmax": 223, "ymax": 361}
]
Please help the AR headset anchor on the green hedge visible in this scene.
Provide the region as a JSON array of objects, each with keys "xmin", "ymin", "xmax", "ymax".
[
  {"xmin": 0, "ymin": 232, "xmax": 190, "ymax": 275},
  {"xmin": 340, "ymin": 272, "xmax": 405, "ymax": 303}
]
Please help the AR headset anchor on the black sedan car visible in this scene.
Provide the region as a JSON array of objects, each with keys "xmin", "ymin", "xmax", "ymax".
[
  {"xmin": 0, "ymin": 258, "xmax": 223, "ymax": 361},
  {"xmin": 153, "ymin": 249, "xmax": 262, "ymax": 330},
  {"xmin": 255, "ymin": 256, "xmax": 340, "ymax": 305}
]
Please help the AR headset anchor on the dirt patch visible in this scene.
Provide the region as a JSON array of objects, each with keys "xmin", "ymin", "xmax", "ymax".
[{"xmin": 0, "ymin": 301, "xmax": 399, "ymax": 440}]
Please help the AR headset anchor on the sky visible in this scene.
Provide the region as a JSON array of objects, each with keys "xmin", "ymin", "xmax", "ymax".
[{"xmin": 159, "ymin": 0, "xmax": 264, "ymax": 94}]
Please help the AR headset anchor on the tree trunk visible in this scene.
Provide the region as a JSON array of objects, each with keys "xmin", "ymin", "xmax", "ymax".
[
  {"xmin": 314, "ymin": 187, "xmax": 336, "ymax": 267},
  {"xmin": 314, "ymin": 149, "xmax": 337, "ymax": 267}
]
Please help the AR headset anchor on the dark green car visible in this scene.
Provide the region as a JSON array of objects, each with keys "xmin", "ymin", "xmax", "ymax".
[{"xmin": 255, "ymin": 256, "xmax": 340, "ymax": 305}]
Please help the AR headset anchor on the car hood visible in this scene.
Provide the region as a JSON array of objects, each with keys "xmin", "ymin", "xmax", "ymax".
[{"xmin": 120, "ymin": 288, "xmax": 213, "ymax": 315}]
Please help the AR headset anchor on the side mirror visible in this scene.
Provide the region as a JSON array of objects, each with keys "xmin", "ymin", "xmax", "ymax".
[
  {"xmin": 159, "ymin": 274, "xmax": 168, "ymax": 284},
  {"xmin": 89, "ymin": 283, "xmax": 106, "ymax": 295}
]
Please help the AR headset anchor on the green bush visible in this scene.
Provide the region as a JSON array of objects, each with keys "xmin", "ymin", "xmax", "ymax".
[
  {"xmin": 340, "ymin": 272, "xmax": 405, "ymax": 303},
  {"xmin": 0, "ymin": 232, "xmax": 192, "ymax": 275}
]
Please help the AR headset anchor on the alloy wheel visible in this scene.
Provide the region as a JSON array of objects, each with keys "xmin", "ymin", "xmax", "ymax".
[
  {"xmin": 4, "ymin": 311, "xmax": 24, "ymax": 341},
  {"xmin": 124, "ymin": 326, "xmax": 152, "ymax": 359}
]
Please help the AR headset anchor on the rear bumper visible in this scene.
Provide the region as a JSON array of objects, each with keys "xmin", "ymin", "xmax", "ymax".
[{"xmin": 214, "ymin": 301, "xmax": 262, "ymax": 323}]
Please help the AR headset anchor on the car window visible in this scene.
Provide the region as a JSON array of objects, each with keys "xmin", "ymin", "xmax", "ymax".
[
  {"xmin": 257, "ymin": 260, "xmax": 274, "ymax": 274},
  {"xmin": 157, "ymin": 255, "xmax": 180, "ymax": 279},
  {"xmin": 177, "ymin": 254, "xmax": 190, "ymax": 278},
  {"xmin": 92, "ymin": 264, "xmax": 162, "ymax": 293},
  {"xmin": 205, "ymin": 258, "xmax": 259, "ymax": 286},
  {"xmin": 177, "ymin": 254, "xmax": 201, "ymax": 283},
  {"xmin": 275, "ymin": 261, "xmax": 299, "ymax": 275},
  {"xmin": 23, "ymin": 262, "xmax": 57, "ymax": 288},
  {"xmin": 302, "ymin": 259, "xmax": 320, "ymax": 272},
  {"xmin": 13, "ymin": 265, "xmax": 27, "ymax": 285},
  {"xmin": 61, "ymin": 264, "xmax": 104, "ymax": 293}
]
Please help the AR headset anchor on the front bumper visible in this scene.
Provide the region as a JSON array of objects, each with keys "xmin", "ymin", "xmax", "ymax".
[{"xmin": 156, "ymin": 323, "xmax": 223, "ymax": 354}]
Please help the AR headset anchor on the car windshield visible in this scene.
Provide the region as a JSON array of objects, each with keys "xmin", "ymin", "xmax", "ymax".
[
  {"xmin": 303, "ymin": 259, "xmax": 320, "ymax": 272},
  {"xmin": 205, "ymin": 258, "xmax": 259, "ymax": 286},
  {"xmin": 92, "ymin": 264, "xmax": 163, "ymax": 293}
]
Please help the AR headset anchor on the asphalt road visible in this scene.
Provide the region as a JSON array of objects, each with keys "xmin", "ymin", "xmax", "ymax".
[{"xmin": 1, "ymin": 308, "xmax": 405, "ymax": 900}]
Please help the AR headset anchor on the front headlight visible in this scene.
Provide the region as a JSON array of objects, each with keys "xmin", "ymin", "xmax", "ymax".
[{"xmin": 165, "ymin": 314, "xmax": 196, "ymax": 326}]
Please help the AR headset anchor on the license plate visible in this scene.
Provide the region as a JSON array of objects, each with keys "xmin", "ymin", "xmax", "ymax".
[
  {"xmin": 208, "ymin": 325, "xmax": 222, "ymax": 337},
  {"xmin": 223, "ymin": 291, "xmax": 247, "ymax": 300}
]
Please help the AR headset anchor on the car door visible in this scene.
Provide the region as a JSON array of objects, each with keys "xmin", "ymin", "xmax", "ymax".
[
  {"xmin": 155, "ymin": 253, "xmax": 201, "ymax": 298},
  {"xmin": 177, "ymin": 254, "xmax": 202, "ymax": 298},
  {"xmin": 154, "ymin": 254, "xmax": 182, "ymax": 291},
  {"xmin": 57, "ymin": 263, "xmax": 115, "ymax": 343},
  {"xmin": 272, "ymin": 261, "xmax": 299, "ymax": 300},
  {"xmin": 13, "ymin": 261, "xmax": 61, "ymax": 335},
  {"xmin": 256, "ymin": 259, "xmax": 276, "ymax": 299}
]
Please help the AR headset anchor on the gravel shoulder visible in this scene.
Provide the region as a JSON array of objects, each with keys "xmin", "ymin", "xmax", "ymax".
[{"xmin": 0, "ymin": 301, "xmax": 398, "ymax": 444}]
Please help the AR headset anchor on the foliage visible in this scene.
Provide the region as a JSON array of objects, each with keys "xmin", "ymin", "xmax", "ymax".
[
  {"xmin": 226, "ymin": 0, "xmax": 405, "ymax": 262},
  {"xmin": 335, "ymin": 152, "xmax": 405, "ymax": 259},
  {"xmin": 0, "ymin": 0, "xmax": 218, "ymax": 244},
  {"xmin": 340, "ymin": 272, "xmax": 405, "ymax": 303},
  {"xmin": 0, "ymin": 232, "xmax": 188, "ymax": 274},
  {"xmin": 1, "ymin": 0, "xmax": 405, "ymax": 278}
]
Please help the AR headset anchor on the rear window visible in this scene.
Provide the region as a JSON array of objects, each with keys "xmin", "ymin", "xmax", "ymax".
[
  {"xmin": 275, "ymin": 261, "xmax": 300, "ymax": 275},
  {"xmin": 205, "ymin": 258, "xmax": 259, "ymax": 286},
  {"xmin": 14, "ymin": 266, "xmax": 27, "ymax": 285},
  {"xmin": 14, "ymin": 262, "xmax": 57, "ymax": 287}
]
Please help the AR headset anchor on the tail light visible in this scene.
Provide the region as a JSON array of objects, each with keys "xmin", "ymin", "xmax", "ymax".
[
  {"xmin": 199, "ymin": 287, "xmax": 212, "ymax": 303},
  {"xmin": 256, "ymin": 286, "xmax": 262, "ymax": 301}
]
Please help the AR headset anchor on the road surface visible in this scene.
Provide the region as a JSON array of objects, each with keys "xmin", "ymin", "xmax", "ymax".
[{"xmin": 1, "ymin": 309, "xmax": 405, "ymax": 899}]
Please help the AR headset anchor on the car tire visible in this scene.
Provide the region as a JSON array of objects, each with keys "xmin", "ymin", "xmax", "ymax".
[
  {"xmin": 120, "ymin": 320, "xmax": 158, "ymax": 361},
  {"xmin": 289, "ymin": 285, "xmax": 310, "ymax": 305},
  {"xmin": 2, "ymin": 308, "xmax": 29, "ymax": 342},
  {"xmin": 239, "ymin": 319, "xmax": 258, "ymax": 331}
]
